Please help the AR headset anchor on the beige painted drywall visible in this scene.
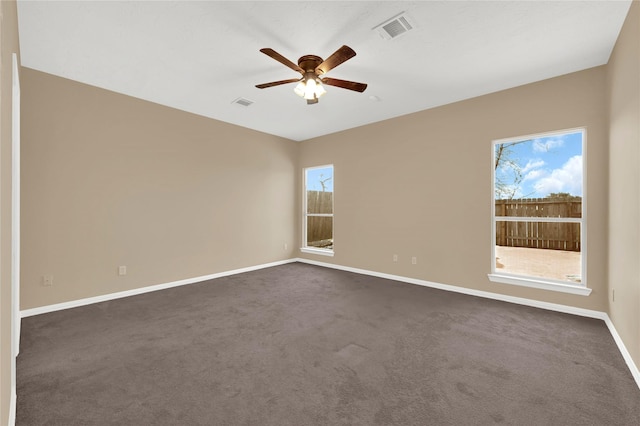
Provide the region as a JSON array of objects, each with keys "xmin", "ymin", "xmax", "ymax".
[
  {"xmin": 300, "ymin": 66, "xmax": 609, "ymax": 312},
  {"xmin": 608, "ymin": 1, "xmax": 640, "ymax": 367},
  {"xmin": 0, "ymin": 1, "xmax": 20, "ymax": 424},
  {"xmin": 20, "ymin": 68, "xmax": 299, "ymax": 310}
]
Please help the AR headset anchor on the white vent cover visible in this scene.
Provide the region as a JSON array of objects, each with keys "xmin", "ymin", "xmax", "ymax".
[
  {"xmin": 373, "ymin": 12, "xmax": 415, "ymax": 40},
  {"xmin": 232, "ymin": 97, "xmax": 254, "ymax": 107}
]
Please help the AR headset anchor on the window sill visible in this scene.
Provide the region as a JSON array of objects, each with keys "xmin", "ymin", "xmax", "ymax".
[
  {"xmin": 488, "ymin": 273, "xmax": 592, "ymax": 296},
  {"xmin": 300, "ymin": 247, "xmax": 334, "ymax": 257}
]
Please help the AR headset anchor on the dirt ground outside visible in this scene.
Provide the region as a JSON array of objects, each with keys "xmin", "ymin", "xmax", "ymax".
[{"xmin": 495, "ymin": 246, "xmax": 581, "ymax": 283}]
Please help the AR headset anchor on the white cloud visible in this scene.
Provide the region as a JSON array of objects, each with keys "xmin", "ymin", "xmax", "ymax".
[
  {"xmin": 523, "ymin": 169, "xmax": 546, "ymax": 182},
  {"xmin": 533, "ymin": 137, "xmax": 565, "ymax": 153},
  {"xmin": 533, "ymin": 155, "xmax": 582, "ymax": 196},
  {"xmin": 522, "ymin": 159, "xmax": 545, "ymax": 174}
]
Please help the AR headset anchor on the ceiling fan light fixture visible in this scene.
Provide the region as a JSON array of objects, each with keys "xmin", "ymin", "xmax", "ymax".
[
  {"xmin": 304, "ymin": 78, "xmax": 317, "ymax": 100},
  {"xmin": 315, "ymin": 79, "xmax": 327, "ymax": 97},
  {"xmin": 294, "ymin": 76, "xmax": 326, "ymax": 101},
  {"xmin": 293, "ymin": 80, "xmax": 306, "ymax": 97}
]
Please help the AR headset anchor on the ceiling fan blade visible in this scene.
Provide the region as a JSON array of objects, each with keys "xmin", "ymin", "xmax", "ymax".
[
  {"xmin": 260, "ymin": 48, "xmax": 304, "ymax": 74},
  {"xmin": 315, "ymin": 45, "xmax": 356, "ymax": 75},
  {"xmin": 255, "ymin": 78, "xmax": 301, "ymax": 89},
  {"xmin": 321, "ymin": 77, "xmax": 367, "ymax": 93}
]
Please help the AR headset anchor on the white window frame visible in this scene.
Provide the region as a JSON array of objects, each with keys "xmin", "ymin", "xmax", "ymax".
[
  {"xmin": 488, "ymin": 128, "xmax": 591, "ymax": 296},
  {"xmin": 301, "ymin": 164, "xmax": 334, "ymax": 257}
]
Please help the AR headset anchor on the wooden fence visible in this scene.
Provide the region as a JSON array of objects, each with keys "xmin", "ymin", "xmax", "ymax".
[
  {"xmin": 496, "ymin": 198, "xmax": 581, "ymax": 251},
  {"xmin": 307, "ymin": 191, "xmax": 333, "ymax": 247},
  {"xmin": 306, "ymin": 193, "xmax": 581, "ymax": 251}
]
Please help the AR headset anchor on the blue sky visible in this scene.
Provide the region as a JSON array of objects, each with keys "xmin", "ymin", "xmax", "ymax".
[
  {"xmin": 306, "ymin": 166, "xmax": 333, "ymax": 192},
  {"xmin": 495, "ymin": 131, "xmax": 583, "ymax": 199}
]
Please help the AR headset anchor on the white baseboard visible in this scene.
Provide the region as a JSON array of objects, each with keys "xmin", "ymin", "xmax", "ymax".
[
  {"xmin": 18, "ymin": 257, "xmax": 640, "ymax": 392},
  {"xmin": 8, "ymin": 386, "xmax": 16, "ymax": 426},
  {"xmin": 296, "ymin": 258, "xmax": 640, "ymax": 390},
  {"xmin": 296, "ymin": 258, "xmax": 606, "ymax": 318},
  {"xmin": 603, "ymin": 315, "xmax": 640, "ymax": 390},
  {"xmin": 20, "ymin": 259, "xmax": 297, "ymax": 318}
]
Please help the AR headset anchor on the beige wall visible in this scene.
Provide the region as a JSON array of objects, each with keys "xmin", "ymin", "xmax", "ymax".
[
  {"xmin": 1, "ymin": 1, "xmax": 20, "ymax": 424},
  {"xmin": 20, "ymin": 68, "xmax": 298, "ymax": 310},
  {"xmin": 300, "ymin": 66, "xmax": 609, "ymax": 312},
  {"xmin": 608, "ymin": 1, "xmax": 640, "ymax": 366}
]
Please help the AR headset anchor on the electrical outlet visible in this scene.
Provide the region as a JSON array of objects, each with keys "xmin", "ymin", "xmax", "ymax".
[
  {"xmin": 42, "ymin": 275, "xmax": 53, "ymax": 287},
  {"xmin": 284, "ymin": 243, "xmax": 288, "ymax": 251},
  {"xmin": 412, "ymin": 257, "xmax": 417, "ymax": 265},
  {"xmin": 612, "ymin": 289, "xmax": 615, "ymax": 302},
  {"xmin": 118, "ymin": 266, "xmax": 127, "ymax": 276},
  {"xmin": 393, "ymin": 254, "xmax": 398, "ymax": 262}
]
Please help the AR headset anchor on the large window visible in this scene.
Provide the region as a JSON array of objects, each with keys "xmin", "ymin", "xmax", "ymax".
[
  {"xmin": 489, "ymin": 129, "xmax": 589, "ymax": 295},
  {"xmin": 302, "ymin": 165, "xmax": 334, "ymax": 256}
]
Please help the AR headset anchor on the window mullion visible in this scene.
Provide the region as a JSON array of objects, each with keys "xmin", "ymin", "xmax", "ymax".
[{"xmin": 496, "ymin": 216, "xmax": 582, "ymax": 223}]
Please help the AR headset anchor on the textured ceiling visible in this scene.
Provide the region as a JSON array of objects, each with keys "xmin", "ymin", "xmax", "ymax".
[{"xmin": 17, "ymin": 1, "xmax": 632, "ymax": 141}]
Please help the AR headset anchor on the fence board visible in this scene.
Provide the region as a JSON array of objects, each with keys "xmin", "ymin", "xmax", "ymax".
[
  {"xmin": 496, "ymin": 198, "xmax": 581, "ymax": 251},
  {"xmin": 307, "ymin": 190, "xmax": 333, "ymax": 214}
]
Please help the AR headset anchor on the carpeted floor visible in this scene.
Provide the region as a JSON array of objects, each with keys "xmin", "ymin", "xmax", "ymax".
[{"xmin": 17, "ymin": 262, "xmax": 640, "ymax": 425}]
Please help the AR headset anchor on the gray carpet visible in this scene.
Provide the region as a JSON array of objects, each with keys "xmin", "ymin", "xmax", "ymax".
[{"xmin": 17, "ymin": 262, "xmax": 640, "ymax": 425}]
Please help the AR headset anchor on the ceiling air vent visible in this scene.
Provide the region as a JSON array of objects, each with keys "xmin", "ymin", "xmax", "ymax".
[
  {"xmin": 373, "ymin": 12, "xmax": 415, "ymax": 40},
  {"xmin": 232, "ymin": 97, "xmax": 254, "ymax": 107}
]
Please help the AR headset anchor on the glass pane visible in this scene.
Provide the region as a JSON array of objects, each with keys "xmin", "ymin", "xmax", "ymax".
[
  {"xmin": 495, "ymin": 221, "xmax": 581, "ymax": 283},
  {"xmin": 496, "ymin": 220, "xmax": 581, "ymax": 250},
  {"xmin": 307, "ymin": 191, "xmax": 333, "ymax": 214},
  {"xmin": 307, "ymin": 216, "xmax": 333, "ymax": 249},
  {"xmin": 306, "ymin": 166, "xmax": 333, "ymax": 214},
  {"xmin": 494, "ymin": 131, "xmax": 582, "ymax": 218}
]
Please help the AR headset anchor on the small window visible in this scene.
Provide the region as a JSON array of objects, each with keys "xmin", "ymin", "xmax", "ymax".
[
  {"xmin": 302, "ymin": 165, "xmax": 334, "ymax": 256},
  {"xmin": 489, "ymin": 129, "xmax": 590, "ymax": 295}
]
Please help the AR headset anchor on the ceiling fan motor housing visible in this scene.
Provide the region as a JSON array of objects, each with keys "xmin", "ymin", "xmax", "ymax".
[{"xmin": 298, "ymin": 55, "xmax": 324, "ymax": 73}]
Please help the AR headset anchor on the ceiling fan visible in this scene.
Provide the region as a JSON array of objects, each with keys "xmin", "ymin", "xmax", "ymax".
[{"xmin": 255, "ymin": 45, "xmax": 367, "ymax": 105}]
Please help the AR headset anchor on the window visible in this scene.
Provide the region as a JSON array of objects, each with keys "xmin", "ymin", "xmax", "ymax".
[
  {"xmin": 302, "ymin": 165, "xmax": 334, "ymax": 256},
  {"xmin": 489, "ymin": 129, "xmax": 590, "ymax": 295}
]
